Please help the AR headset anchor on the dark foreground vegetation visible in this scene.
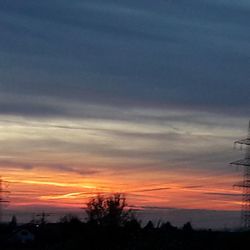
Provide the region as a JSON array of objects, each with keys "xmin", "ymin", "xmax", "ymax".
[{"xmin": 1, "ymin": 194, "xmax": 250, "ymax": 250}]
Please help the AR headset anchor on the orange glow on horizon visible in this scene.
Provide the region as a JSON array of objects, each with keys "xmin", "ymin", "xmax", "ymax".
[
  {"xmin": 0, "ymin": 113, "xmax": 245, "ymax": 217},
  {"xmin": 1, "ymin": 165, "xmax": 243, "ymax": 213}
]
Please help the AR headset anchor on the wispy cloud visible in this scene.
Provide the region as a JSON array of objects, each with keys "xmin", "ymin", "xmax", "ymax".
[
  {"xmin": 204, "ymin": 192, "xmax": 242, "ymax": 197},
  {"xmin": 0, "ymin": 0, "xmax": 249, "ymax": 114},
  {"xmin": 0, "ymin": 0, "xmax": 248, "ymax": 222}
]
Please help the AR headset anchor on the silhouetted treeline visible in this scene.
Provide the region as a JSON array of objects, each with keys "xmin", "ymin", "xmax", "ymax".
[
  {"xmin": 1, "ymin": 219, "xmax": 250, "ymax": 250},
  {"xmin": 1, "ymin": 194, "xmax": 250, "ymax": 249}
]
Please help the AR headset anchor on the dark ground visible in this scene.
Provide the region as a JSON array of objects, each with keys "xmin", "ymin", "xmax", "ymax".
[{"xmin": 1, "ymin": 220, "xmax": 250, "ymax": 250}]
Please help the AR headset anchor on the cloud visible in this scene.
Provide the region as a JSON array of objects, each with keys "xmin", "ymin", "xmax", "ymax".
[
  {"xmin": 0, "ymin": 106, "xmax": 246, "ymax": 176},
  {"xmin": 130, "ymin": 187, "xmax": 171, "ymax": 193},
  {"xmin": 0, "ymin": 1, "xmax": 249, "ymax": 220},
  {"xmin": 182, "ymin": 185, "xmax": 204, "ymax": 189},
  {"xmin": 129, "ymin": 205, "xmax": 174, "ymax": 210},
  {"xmin": 0, "ymin": 100, "xmax": 66, "ymax": 117},
  {"xmin": 0, "ymin": 0, "xmax": 249, "ymax": 117},
  {"xmin": 0, "ymin": 160, "xmax": 98, "ymax": 176},
  {"xmin": 204, "ymin": 192, "xmax": 242, "ymax": 197}
]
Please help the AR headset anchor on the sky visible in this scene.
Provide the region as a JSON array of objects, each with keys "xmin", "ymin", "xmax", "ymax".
[{"xmin": 0, "ymin": 0, "xmax": 250, "ymax": 228}]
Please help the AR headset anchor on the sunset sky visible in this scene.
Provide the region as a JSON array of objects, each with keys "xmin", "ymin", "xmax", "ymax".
[{"xmin": 0, "ymin": 0, "xmax": 250, "ymax": 228}]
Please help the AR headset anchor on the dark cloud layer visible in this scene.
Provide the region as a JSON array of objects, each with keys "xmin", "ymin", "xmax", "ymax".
[
  {"xmin": 0, "ymin": 0, "xmax": 250, "ymax": 117},
  {"xmin": 0, "ymin": 1, "xmax": 248, "ymax": 226},
  {"xmin": 0, "ymin": 160, "xmax": 98, "ymax": 176}
]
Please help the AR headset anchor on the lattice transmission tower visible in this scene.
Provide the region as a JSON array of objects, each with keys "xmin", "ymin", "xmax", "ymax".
[{"xmin": 231, "ymin": 121, "xmax": 250, "ymax": 229}]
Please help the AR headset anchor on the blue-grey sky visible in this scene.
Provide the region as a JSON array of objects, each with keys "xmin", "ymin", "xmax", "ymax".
[
  {"xmin": 0, "ymin": 0, "xmax": 250, "ymax": 115},
  {"xmin": 0, "ymin": 0, "xmax": 250, "ymax": 227}
]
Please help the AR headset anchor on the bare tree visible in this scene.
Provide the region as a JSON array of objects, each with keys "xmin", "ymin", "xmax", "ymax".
[{"xmin": 85, "ymin": 193, "xmax": 131, "ymax": 227}]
